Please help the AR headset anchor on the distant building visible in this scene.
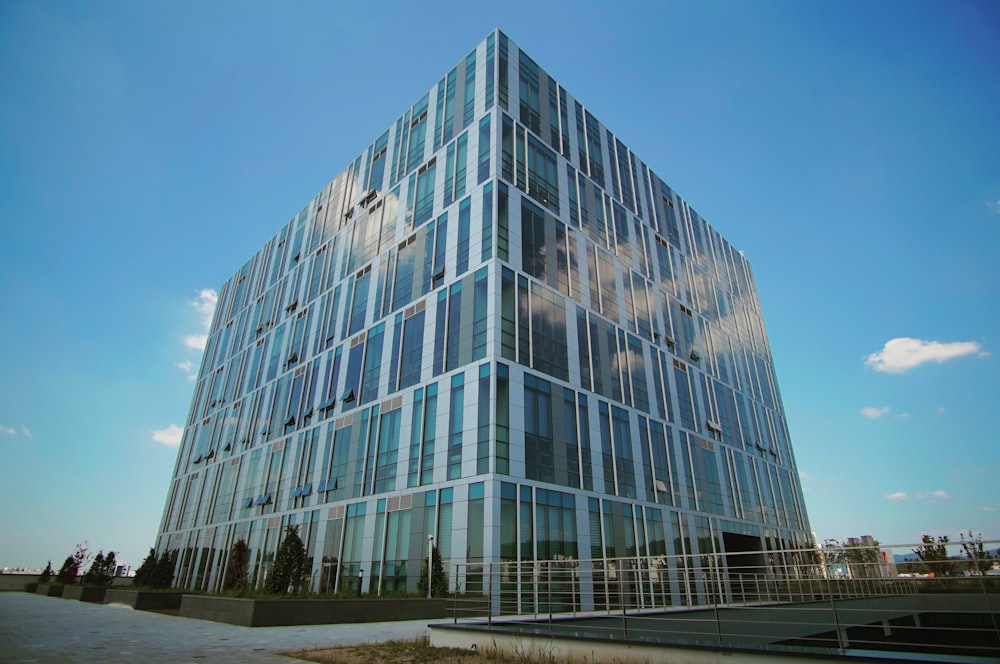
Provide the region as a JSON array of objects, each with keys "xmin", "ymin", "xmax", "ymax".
[
  {"xmin": 156, "ymin": 29, "xmax": 812, "ymax": 599},
  {"xmin": 833, "ymin": 535, "xmax": 895, "ymax": 578}
]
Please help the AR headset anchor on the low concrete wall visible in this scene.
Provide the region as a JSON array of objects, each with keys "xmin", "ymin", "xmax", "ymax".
[
  {"xmin": 35, "ymin": 584, "xmax": 64, "ymax": 597},
  {"xmin": 62, "ymin": 586, "xmax": 107, "ymax": 603},
  {"xmin": 1, "ymin": 573, "xmax": 131, "ymax": 592},
  {"xmin": 431, "ymin": 626, "xmax": 827, "ymax": 664},
  {"xmin": 180, "ymin": 595, "xmax": 449, "ymax": 627},
  {"xmin": 0, "ymin": 574, "xmax": 43, "ymax": 592},
  {"xmin": 104, "ymin": 589, "xmax": 184, "ymax": 611}
]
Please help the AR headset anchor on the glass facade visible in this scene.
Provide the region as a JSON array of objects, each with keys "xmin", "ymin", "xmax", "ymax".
[{"xmin": 157, "ymin": 30, "xmax": 811, "ymax": 597}]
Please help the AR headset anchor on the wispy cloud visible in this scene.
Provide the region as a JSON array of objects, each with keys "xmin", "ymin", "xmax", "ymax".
[
  {"xmin": 176, "ymin": 288, "xmax": 217, "ymax": 375},
  {"xmin": 175, "ymin": 360, "xmax": 197, "ymax": 381},
  {"xmin": 886, "ymin": 489, "xmax": 951, "ymax": 503},
  {"xmin": 861, "ymin": 406, "xmax": 891, "ymax": 419},
  {"xmin": 1, "ymin": 425, "xmax": 32, "ymax": 439},
  {"xmin": 152, "ymin": 424, "xmax": 183, "ymax": 448},
  {"xmin": 798, "ymin": 470, "xmax": 814, "ymax": 481},
  {"xmin": 982, "ymin": 506, "xmax": 997, "ymax": 513},
  {"xmin": 866, "ymin": 337, "xmax": 984, "ymax": 373}
]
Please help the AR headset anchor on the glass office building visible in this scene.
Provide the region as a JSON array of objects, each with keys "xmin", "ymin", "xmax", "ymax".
[{"xmin": 157, "ymin": 30, "xmax": 812, "ymax": 596}]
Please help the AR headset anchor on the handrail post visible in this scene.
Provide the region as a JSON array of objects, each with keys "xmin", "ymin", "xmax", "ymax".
[{"xmin": 547, "ymin": 560, "xmax": 552, "ymax": 628}]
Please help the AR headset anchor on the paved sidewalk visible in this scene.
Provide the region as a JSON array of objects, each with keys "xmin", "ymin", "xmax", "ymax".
[{"xmin": 0, "ymin": 592, "xmax": 432, "ymax": 663}]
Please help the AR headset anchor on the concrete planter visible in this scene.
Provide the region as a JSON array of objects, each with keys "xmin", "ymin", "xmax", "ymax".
[
  {"xmin": 103, "ymin": 589, "xmax": 184, "ymax": 611},
  {"xmin": 22, "ymin": 582, "xmax": 38, "ymax": 593},
  {"xmin": 63, "ymin": 586, "xmax": 108, "ymax": 603},
  {"xmin": 180, "ymin": 595, "xmax": 449, "ymax": 627},
  {"xmin": 35, "ymin": 583, "xmax": 64, "ymax": 597}
]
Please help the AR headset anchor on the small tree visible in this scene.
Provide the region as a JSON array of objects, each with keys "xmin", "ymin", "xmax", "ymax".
[
  {"xmin": 84, "ymin": 551, "xmax": 116, "ymax": 586},
  {"xmin": 103, "ymin": 551, "xmax": 118, "ymax": 582},
  {"xmin": 266, "ymin": 526, "xmax": 307, "ymax": 595},
  {"xmin": 223, "ymin": 539, "xmax": 250, "ymax": 591},
  {"xmin": 152, "ymin": 549, "xmax": 177, "ymax": 589},
  {"xmin": 56, "ymin": 542, "xmax": 89, "ymax": 585},
  {"xmin": 960, "ymin": 531, "xmax": 994, "ymax": 576},
  {"xmin": 914, "ymin": 534, "xmax": 956, "ymax": 577},
  {"xmin": 133, "ymin": 548, "xmax": 158, "ymax": 587},
  {"xmin": 38, "ymin": 561, "xmax": 53, "ymax": 583},
  {"xmin": 418, "ymin": 546, "xmax": 448, "ymax": 597},
  {"xmin": 83, "ymin": 552, "xmax": 105, "ymax": 585}
]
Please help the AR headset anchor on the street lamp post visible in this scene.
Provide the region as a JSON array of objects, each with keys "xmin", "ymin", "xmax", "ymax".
[
  {"xmin": 357, "ymin": 568, "xmax": 363, "ymax": 597},
  {"xmin": 427, "ymin": 535, "xmax": 435, "ymax": 599}
]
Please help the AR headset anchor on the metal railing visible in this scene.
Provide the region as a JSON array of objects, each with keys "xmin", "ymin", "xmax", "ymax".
[{"xmin": 441, "ymin": 541, "xmax": 1000, "ymax": 661}]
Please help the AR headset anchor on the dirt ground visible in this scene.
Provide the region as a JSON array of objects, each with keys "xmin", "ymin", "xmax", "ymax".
[{"xmin": 286, "ymin": 639, "xmax": 485, "ymax": 664}]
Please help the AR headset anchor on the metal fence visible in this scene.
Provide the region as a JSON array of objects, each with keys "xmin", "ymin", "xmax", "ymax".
[{"xmin": 441, "ymin": 541, "xmax": 1000, "ymax": 660}]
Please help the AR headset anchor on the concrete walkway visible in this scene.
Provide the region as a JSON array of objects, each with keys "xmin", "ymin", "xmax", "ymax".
[{"xmin": 0, "ymin": 592, "xmax": 432, "ymax": 663}]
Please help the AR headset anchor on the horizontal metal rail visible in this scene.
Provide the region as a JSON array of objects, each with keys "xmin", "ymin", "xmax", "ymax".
[{"xmin": 442, "ymin": 540, "xmax": 1000, "ymax": 660}]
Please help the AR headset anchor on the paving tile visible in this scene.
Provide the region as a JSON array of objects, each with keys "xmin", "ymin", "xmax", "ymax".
[{"xmin": 0, "ymin": 593, "xmax": 431, "ymax": 663}]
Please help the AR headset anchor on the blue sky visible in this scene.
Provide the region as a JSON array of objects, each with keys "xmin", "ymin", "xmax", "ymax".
[{"xmin": 1, "ymin": 0, "xmax": 997, "ymax": 569}]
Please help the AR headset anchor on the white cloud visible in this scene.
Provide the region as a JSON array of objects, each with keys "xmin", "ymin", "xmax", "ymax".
[
  {"xmin": 861, "ymin": 406, "xmax": 891, "ymax": 419},
  {"xmin": 190, "ymin": 289, "xmax": 218, "ymax": 329},
  {"xmin": 895, "ymin": 412, "xmax": 911, "ymax": 420},
  {"xmin": 20, "ymin": 426, "xmax": 32, "ymax": 438},
  {"xmin": 885, "ymin": 492, "xmax": 909, "ymax": 502},
  {"xmin": 865, "ymin": 337, "xmax": 983, "ymax": 373},
  {"xmin": 798, "ymin": 470, "xmax": 814, "ymax": 481},
  {"xmin": 0, "ymin": 425, "xmax": 16, "ymax": 435},
  {"xmin": 938, "ymin": 407, "xmax": 945, "ymax": 415},
  {"xmin": 183, "ymin": 334, "xmax": 208, "ymax": 351},
  {"xmin": 175, "ymin": 360, "xmax": 197, "ymax": 381},
  {"xmin": 152, "ymin": 424, "xmax": 183, "ymax": 448},
  {"xmin": 907, "ymin": 489, "xmax": 952, "ymax": 502},
  {"xmin": 174, "ymin": 289, "xmax": 218, "ymax": 373},
  {"xmin": 982, "ymin": 506, "xmax": 997, "ymax": 513}
]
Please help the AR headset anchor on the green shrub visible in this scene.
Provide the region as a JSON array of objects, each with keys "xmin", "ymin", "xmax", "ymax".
[
  {"xmin": 266, "ymin": 526, "xmax": 307, "ymax": 595},
  {"xmin": 223, "ymin": 539, "xmax": 250, "ymax": 591}
]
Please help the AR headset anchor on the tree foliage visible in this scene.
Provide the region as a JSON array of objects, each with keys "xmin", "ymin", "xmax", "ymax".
[
  {"xmin": 223, "ymin": 539, "xmax": 250, "ymax": 591},
  {"xmin": 38, "ymin": 561, "xmax": 53, "ymax": 583},
  {"xmin": 133, "ymin": 548, "xmax": 158, "ymax": 587},
  {"xmin": 56, "ymin": 542, "xmax": 89, "ymax": 585},
  {"xmin": 83, "ymin": 551, "xmax": 117, "ymax": 586},
  {"xmin": 133, "ymin": 548, "xmax": 176, "ymax": 589},
  {"xmin": 960, "ymin": 531, "xmax": 994, "ymax": 575},
  {"xmin": 153, "ymin": 549, "xmax": 178, "ymax": 589},
  {"xmin": 418, "ymin": 546, "xmax": 448, "ymax": 597},
  {"xmin": 914, "ymin": 535, "xmax": 956, "ymax": 576},
  {"xmin": 265, "ymin": 526, "xmax": 307, "ymax": 595}
]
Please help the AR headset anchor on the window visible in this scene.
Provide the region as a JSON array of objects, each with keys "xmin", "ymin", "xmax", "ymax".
[{"xmin": 447, "ymin": 374, "xmax": 464, "ymax": 479}]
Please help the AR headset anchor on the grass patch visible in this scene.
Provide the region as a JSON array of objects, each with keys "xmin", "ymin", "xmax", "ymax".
[{"xmin": 287, "ymin": 637, "xmax": 481, "ymax": 664}]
